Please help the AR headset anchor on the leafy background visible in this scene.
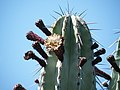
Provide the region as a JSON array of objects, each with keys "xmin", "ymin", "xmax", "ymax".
[{"xmin": 0, "ymin": 0, "xmax": 120, "ymax": 90}]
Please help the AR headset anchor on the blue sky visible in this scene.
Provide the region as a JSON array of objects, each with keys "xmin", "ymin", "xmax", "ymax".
[{"xmin": 0, "ymin": 0, "xmax": 120, "ymax": 90}]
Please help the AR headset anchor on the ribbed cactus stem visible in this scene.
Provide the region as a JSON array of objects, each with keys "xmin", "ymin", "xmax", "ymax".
[
  {"xmin": 40, "ymin": 52, "xmax": 58, "ymax": 90},
  {"xmin": 52, "ymin": 15, "xmax": 96, "ymax": 90},
  {"xmin": 23, "ymin": 14, "xmax": 109, "ymax": 90},
  {"xmin": 36, "ymin": 15, "xmax": 97, "ymax": 90},
  {"xmin": 108, "ymin": 37, "xmax": 120, "ymax": 90}
]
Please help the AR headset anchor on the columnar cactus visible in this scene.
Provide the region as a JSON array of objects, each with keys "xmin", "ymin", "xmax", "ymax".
[
  {"xmin": 21, "ymin": 13, "xmax": 109, "ymax": 90},
  {"xmin": 107, "ymin": 37, "xmax": 120, "ymax": 90}
]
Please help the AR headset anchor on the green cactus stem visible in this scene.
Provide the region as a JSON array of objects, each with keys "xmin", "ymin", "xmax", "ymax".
[
  {"xmin": 40, "ymin": 15, "xmax": 97, "ymax": 90},
  {"xmin": 23, "ymin": 14, "xmax": 108, "ymax": 90},
  {"xmin": 107, "ymin": 37, "xmax": 120, "ymax": 90}
]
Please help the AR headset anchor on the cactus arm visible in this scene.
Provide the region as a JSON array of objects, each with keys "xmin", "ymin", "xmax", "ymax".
[{"xmin": 108, "ymin": 37, "xmax": 120, "ymax": 90}]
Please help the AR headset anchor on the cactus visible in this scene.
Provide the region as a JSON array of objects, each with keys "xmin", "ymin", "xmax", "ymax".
[
  {"xmin": 19, "ymin": 12, "xmax": 111, "ymax": 90},
  {"xmin": 107, "ymin": 37, "xmax": 120, "ymax": 90}
]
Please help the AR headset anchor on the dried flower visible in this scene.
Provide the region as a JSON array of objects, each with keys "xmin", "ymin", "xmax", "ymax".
[
  {"xmin": 35, "ymin": 19, "xmax": 51, "ymax": 36},
  {"xmin": 35, "ymin": 79, "xmax": 39, "ymax": 84},
  {"xmin": 78, "ymin": 57, "xmax": 87, "ymax": 67},
  {"xmin": 91, "ymin": 42, "xmax": 99, "ymax": 50},
  {"xmin": 95, "ymin": 66, "xmax": 111, "ymax": 80},
  {"xmin": 32, "ymin": 41, "xmax": 48, "ymax": 59},
  {"xmin": 102, "ymin": 81, "xmax": 108, "ymax": 87},
  {"xmin": 107, "ymin": 55, "xmax": 120, "ymax": 73},
  {"xmin": 94, "ymin": 48, "xmax": 106, "ymax": 57},
  {"xmin": 26, "ymin": 31, "xmax": 44, "ymax": 45},
  {"xmin": 92, "ymin": 57, "xmax": 102, "ymax": 66},
  {"xmin": 13, "ymin": 84, "xmax": 26, "ymax": 90},
  {"xmin": 24, "ymin": 51, "xmax": 46, "ymax": 67}
]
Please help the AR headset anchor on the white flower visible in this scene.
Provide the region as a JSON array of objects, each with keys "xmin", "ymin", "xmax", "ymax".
[{"xmin": 44, "ymin": 34, "xmax": 63, "ymax": 51}]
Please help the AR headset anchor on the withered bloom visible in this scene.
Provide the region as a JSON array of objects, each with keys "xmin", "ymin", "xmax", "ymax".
[
  {"xmin": 107, "ymin": 55, "xmax": 120, "ymax": 73},
  {"xmin": 24, "ymin": 51, "xmax": 46, "ymax": 67},
  {"xmin": 91, "ymin": 42, "xmax": 99, "ymax": 50},
  {"xmin": 13, "ymin": 84, "xmax": 26, "ymax": 90},
  {"xmin": 32, "ymin": 41, "xmax": 48, "ymax": 59},
  {"xmin": 26, "ymin": 31, "xmax": 44, "ymax": 45},
  {"xmin": 92, "ymin": 57, "xmax": 102, "ymax": 66},
  {"xmin": 102, "ymin": 81, "xmax": 108, "ymax": 87},
  {"xmin": 24, "ymin": 51, "xmax": 34, "ymax": 60},
  {"xmin": 94, "ymin": 48, "xmax": 106, "ymax": 57},
  {"xmin": 34, "ymin": 79, "xmax": 39, "ymax": 84},
  {"xmin": 35, "ymin": 19, "xmax": 51, "ymax": 36},
  {"xmin": 95, "ymin": 66, "xmax": 111, "ymax": 80},
  {"xmin": 78, "ymin": 57, "xmax": 87, "ymax": 67}
]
